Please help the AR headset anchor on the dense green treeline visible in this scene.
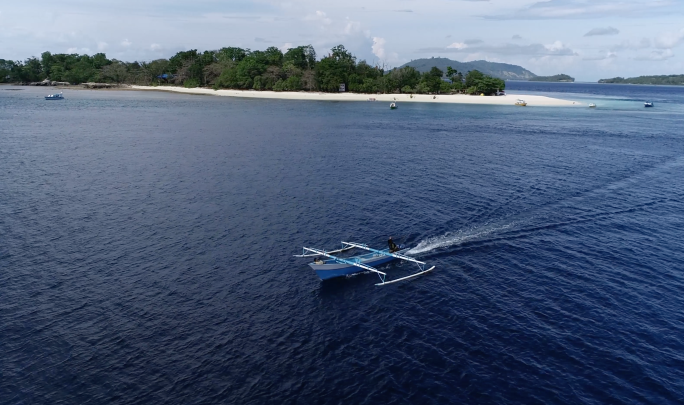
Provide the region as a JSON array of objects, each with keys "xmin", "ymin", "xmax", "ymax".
[
  {"xmin": 529, "ymin": 74, "xmax": 575, "ymax": 82},
  {"xmin": 598, "ymin": 75, "xmax": 684, "ymax": 85},
  {"xmin": 1, "ymin": 44, "xmax": 505, "ymax": 95}
]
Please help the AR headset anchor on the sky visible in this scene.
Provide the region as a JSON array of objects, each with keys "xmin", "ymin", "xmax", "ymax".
[{"xmin": 2, "ymin": 0, "xmax": 684, "ymax": 81}]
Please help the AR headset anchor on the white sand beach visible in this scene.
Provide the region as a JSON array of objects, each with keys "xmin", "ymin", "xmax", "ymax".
[{"xmin": 130, "ymin": 85, "xmax": 580, "ymax": 107}]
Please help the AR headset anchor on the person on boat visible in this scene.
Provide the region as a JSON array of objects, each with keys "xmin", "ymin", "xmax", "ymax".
[
  {"xmin": 314, "ymin": 258, "xmax": 324, "ymax": 265},
  {"xmin": 388, "ymin": 237, "xmax": 399, "ymax": 253}
]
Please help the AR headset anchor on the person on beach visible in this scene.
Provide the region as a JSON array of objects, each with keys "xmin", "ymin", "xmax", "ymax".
[{"xmin": 388, "ymin": 237, "xmax": 399, "ymax": 253}]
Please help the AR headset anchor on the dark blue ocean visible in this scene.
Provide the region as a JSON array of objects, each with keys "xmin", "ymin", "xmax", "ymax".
[{"xmin": 1, "ymin": 82, "xmax": 683, "ymax": 404}]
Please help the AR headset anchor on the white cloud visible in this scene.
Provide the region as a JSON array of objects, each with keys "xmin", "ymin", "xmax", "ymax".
[
  {"xmin": 370, "ymin": 37, "xmax": 398, "ymax": 63},
  {"xmin": 121, "ymin": 39, "xmax": 132, "ymax": 47},
  {"xmin": 97, "ymin": 41, "xmax": 108, "ymax": 51},
  {"xmin": 447, "ymin": 42, "xmax": 468, "ymax": 50},
  {"xmin": 343, "ymin": 20, "xmax": 362, "ymax": 35},
  {"xmin": 304, "ymin": 10, "xmax": 331, "ymax": 25},
  {"xmin": 372, "ymin": 37, "xmax": 386, "ymax": 59},
  {"xmin": 67, "ymin": 47, "xmax": 90, "ymax": 54},
  {"xmin": 280, "ymin": 42, "xmax": 293, "ymax": 53},
  {"xmin": 150, "ymin": 43, "xmax": 161, "ymax": 51},
  {"xmin": 545, "ymin": 40, "xmax": 567, "ymax": 52}
]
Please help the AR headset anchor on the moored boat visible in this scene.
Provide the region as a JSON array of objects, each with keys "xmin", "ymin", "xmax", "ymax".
[
  {"xmin": 589, "ymin": 103, "xmax": 596, "ymax": 108},
  {"xmin": 515, "ymin": 99, "xmax": 527, "ymax": 106},
  {"xmin": 390, "ymin": 102, "xmax": 397, "ymax": 109},
  {"xmin": 644, "ymin": 102, "xmax": 654, "ymax": 108},
  {"xmin": 45, "ymin": 92, "xmax": 64, "ymax": 100}
]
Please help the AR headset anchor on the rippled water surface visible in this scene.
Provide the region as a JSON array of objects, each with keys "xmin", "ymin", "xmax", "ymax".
[{"xmin": 2, "ymin": 84, "xmax": 684, "ymax": 404}]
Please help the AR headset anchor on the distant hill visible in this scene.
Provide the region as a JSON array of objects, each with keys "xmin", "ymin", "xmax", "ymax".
[
  {"xmin": 529, "ymin": 74, "xmax": 575, "ymax": 82},
  {"xmin": 598, "ymin": 75, "xmax": 684, "ymax": 85},
  {"xmin": 399, "ymin": 57, "xmax": 537, "ymax": 80}
]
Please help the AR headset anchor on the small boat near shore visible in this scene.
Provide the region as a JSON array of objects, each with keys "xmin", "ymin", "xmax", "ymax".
[
  {"xmin": 589, "ymin": 103, "xmax": 596, "ymax": 108},
  {"xmin": 45, "ymin": 92, "xmax": 64, "ymax": 100},
  {"xmin": 644, "ymin": 102, "xmax": 654, "ymax": 108},
  {"xmin": 515, "ymin": 99, "xmax": 527, "ymax": 106},
  {"xmin": 390, "ymin": 102, "xmax": 397, "ymax": 109},
  {"xmin": 296, "ymin": 241, "xmax": 434, "ymax": 285}
]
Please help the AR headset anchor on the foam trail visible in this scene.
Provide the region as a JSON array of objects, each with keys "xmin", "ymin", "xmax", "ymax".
[{"xmin": 408, "ymin": 221, "xmax": 520, "ymax": 255}]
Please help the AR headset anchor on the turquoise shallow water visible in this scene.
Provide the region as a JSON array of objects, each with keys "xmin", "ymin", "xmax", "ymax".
[{"xmin": 1, "ymin": 84, "xmax": 684, "ymax": 404}]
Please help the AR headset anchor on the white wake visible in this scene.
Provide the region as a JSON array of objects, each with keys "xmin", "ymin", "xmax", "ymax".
[{"xmin": 407, "ymin": 220, "xmax": 521, "ymax": 255}]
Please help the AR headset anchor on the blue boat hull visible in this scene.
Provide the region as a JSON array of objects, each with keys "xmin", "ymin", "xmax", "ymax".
[{"xmin": 309, "ymin": 247, "xmax": 407, "ymax": 280}]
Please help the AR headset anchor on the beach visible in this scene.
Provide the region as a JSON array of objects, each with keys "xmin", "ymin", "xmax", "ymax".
[{"xmin": 130, "ymin": 85, "xmax": 580, "ymax": 106}]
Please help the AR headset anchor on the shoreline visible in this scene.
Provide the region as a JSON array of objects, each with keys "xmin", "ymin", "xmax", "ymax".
[
  {"xmin": 0, "ymin": 83, "xmax": 580, "ymax": 106},
  {"xmin": 130, "ymin": 85, "xmax": 580, "ymax": 107}
]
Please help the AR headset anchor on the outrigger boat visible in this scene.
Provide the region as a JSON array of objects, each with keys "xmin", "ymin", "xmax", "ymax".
[
  {"xmin": 45, "ymin": 92, "xmax": 64, "ymax": 100},
  {"xmin": 296, "ymin": 241, "xmax": 435, "ymax": 286}
]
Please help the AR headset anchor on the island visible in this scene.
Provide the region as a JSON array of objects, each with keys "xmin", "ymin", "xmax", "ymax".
[
  {"xmin": 1, "ymin": 44, "xmax": 508, "ymax": 95},
  {"xmin": 400, "ymin": 57, "xmax": 536, "ymax": 81},
  {"xmin": 529, "ymin": 74, "xmax": 575, "ymax": 82},
  {"xmin": 1, "ymin": 44, "xmax": 580, "ymax": 106},
  {"xmin": 598, "ymin": 75, "xmax": 684, "ymax": 85}
]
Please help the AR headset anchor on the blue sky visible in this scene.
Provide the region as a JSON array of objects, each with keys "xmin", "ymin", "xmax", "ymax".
[{"xmin": 2, "ymin": 0, "xmax": 684, "ymax": 80}]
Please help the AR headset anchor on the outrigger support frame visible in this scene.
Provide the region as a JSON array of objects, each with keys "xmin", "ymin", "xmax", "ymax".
[
  {"xmin": 294, "ymin": 245, "xmax": 354, "ymax": 258},
  {"xmin": 341, "ymin": 241, "xmax": 435, "ymax": 286},
  {"xmin": 300, "ymin": 242, "xmax": 435, "ymax": 286},
  {"xmin": 301, "ymin": 247, "xmax": 388, "ymax": 283}
]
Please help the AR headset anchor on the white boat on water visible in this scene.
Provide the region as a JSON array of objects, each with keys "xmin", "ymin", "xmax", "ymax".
[
  {"xmin": 45, "ymin": 92, "xmax": 64, "ymax": 100},
  {"xmin": 515, "ymin": 99, "xmax": 527, "ymax": 106},
  {"xmin": 589, "ymin": 103, "xmax": 596, "ymax": 108}
]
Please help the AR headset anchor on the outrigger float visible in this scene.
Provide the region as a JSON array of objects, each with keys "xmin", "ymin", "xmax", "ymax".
[{"xmin": 296, "ymin": 241, "xmax": 435, "ymax": 286}]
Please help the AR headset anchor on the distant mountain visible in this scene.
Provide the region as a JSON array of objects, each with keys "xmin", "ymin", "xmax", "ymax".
[
  {"xmin": 598, "ymin": 75, "xmax": 684, "ymax": 85},
  {"xmin": 529, "ymin": 74, "xmax": 575, "ymax": 82},
  {"xmin": 399, "ymin": 57, "xmax": 537, "ymax": 80}
]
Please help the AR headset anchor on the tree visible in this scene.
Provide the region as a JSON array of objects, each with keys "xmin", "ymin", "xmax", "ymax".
[
  {"xmin": 21, "ymin": 57, "xmax": 45, "ymax": 82},
  {"xmin": 383, "ymin": 66, "xmax": 420, "ymax": 93},
  {"xmin": 262, "ymin": 46, "xmax": 284, "ymax": 67},
  {"xmin": 421, "ymin": 66, "xmax": 444, "ymax": 93},
  {"xmin": 41, "ymin": 52, "xmax": 53, "ymax": 79},
  {"xmin": 235, "ymin": 55, "xmax": 267, "ymax": 89},
  {"xmin": 147, "ymin": 59, "xmax": 170, "ymax": 82},
  {"xmin": 446, "ymin": 66, "xmax": 464, "ymax": 89},
  {"xmin": 0, "ymin": 59, "xmax": 17, "ymax": 82},
  {"xmin": 475, "ymin": 76, "xmax": 505, "ymax": 95},
  {"xmin": 216, "ymin": 47, "xmax": 247, "ymax": 63},
  {"xmin": 315, "ymin": 57, "xmax": 345, "ymax": 92},
  {"xmin": 214, "ymin": 66, "xmax": 239, "ymax": 89},
  {"xmin": 92, "ymin": 53, "xmax": 110, "ymax": 69},
  {"xmin": 315, "ymin": 45, "xmax": 356, "ymax": 92},
  {"xmin": 168, "ymin": 50, "xmax": 199, "ymax": 74},
  {"xmin": 284, "ymin": 45, "xmax": 316, "ymax": 70},
  {"xmin": 465, "ymin": 70, "xmax": 485, "ymax": 88},
  {"xmin": 101, "ymin": 61, "xmax": 128, "ymax": 83},
  {"xmin": 463, "ymin": 70, "xmax": 504, "ymax": 95}
]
